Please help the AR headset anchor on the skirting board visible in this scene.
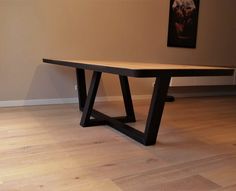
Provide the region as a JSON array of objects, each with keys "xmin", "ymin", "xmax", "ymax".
[
  {"xmin": 0, "ymin": 95, "xmax": 151, "ymax": 108},
  {"xmin": 1, "ymin": 86, "xmax": 235, "ymax": 108}
]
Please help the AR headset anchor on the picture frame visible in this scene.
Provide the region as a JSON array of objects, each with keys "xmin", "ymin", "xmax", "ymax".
[{"xmin": 167, "ymin": 0, "xmax": 200, "ymax": 48}]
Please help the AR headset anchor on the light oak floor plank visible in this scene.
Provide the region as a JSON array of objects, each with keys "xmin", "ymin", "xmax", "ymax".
[{"xmin": 0, "ymin": 96, "xmax": 235, "ymax": 190}]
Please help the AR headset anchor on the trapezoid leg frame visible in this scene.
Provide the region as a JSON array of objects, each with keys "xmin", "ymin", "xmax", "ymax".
[
  {"xmin": 79, "ymin": 71, "xmax": 171, "ymax": 146},
  {"xmin": 80, "ymin": 72, "xmax": 136, "ymax": 127}
]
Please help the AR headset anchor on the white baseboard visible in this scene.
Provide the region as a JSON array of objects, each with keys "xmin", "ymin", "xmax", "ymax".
[
  {"xmin": 1, "ymin": 84, "xmax": 235, "ymax": 108},
  {"xmin": 0, "ymin": 95, "xmax": 152, "ymax": 108},
  {"xmin": 0, "ymin": 98, "xmax": 78, "ymax": 107}
]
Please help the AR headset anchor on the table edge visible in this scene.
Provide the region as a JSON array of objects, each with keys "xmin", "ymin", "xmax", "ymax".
[{"xmin": 43, "ymin": 59, "xmax": 234, "ymax": 77}]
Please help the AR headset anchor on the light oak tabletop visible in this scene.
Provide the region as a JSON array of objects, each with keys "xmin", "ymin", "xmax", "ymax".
[{"xmin": 43, "ymin": 58, "xmax": 234, "ymax": 77}]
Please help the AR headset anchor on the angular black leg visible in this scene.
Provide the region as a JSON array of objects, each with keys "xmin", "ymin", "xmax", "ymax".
[
  {"xmin": 78, "ymin": 72, "xmax": 171, "ymax": 146},
  {"xmin": 80, "ymin": 72, "xmax": 102, "ymax": 126},
  {"xmin": 76, "ymin": 69, "xmax": 87, "ymax": 111},
  {"xmin": 144, "ymin": 75, "xmax": 171, "ymax": 145},
  {"xmin": 119, "ymin": 75, "xmax": 136, "ymax": 122}
]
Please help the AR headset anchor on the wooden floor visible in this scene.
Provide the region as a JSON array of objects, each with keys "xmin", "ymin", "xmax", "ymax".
[{"xmin": 0, "ymin": 96, "xmax": 235, "ymax": 191}]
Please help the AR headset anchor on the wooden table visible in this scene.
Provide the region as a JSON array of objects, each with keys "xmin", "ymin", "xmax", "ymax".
[{"xmin": 43, "ymin": 59, "xmax": 234, "ymax": 146}]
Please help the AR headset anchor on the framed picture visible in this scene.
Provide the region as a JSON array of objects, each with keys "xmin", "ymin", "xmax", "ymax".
[{"xmin": 167, "ymin": 0, "xmax": 200, "ymax": 48}]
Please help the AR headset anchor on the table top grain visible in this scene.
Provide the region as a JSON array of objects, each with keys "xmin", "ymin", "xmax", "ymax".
[{"xmin": 43, "ymin": 58, "xmax": 234, "ymax": 77}]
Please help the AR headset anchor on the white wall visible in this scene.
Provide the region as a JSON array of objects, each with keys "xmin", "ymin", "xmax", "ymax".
[{"xmin": 0, "ymin": 0, "xmax": 235, "ymax": 105}]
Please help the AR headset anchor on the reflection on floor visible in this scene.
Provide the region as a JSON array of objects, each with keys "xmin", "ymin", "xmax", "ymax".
[{"xmin": 0, "ymin": 96, "xmax": 235, "ymax": 191}]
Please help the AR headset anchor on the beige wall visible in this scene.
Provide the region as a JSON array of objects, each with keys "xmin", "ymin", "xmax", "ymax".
[{"xmin": 0, "ymin": 0, "xmax": 235, "ymax": 101}]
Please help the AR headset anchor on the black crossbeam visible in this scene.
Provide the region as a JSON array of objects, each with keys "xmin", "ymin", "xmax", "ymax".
[{"xmin": 77, "ymin": 70, "xmax": 171, "ymax": 146}]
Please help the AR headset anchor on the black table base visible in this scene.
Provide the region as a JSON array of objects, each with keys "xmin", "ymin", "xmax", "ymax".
[{"xmin": 76, "ymin": 69, "xmax": 171, "ymax": 146}]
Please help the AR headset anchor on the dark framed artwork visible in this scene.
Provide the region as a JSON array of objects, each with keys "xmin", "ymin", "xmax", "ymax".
[{"xmin": 167, "ymin": 0, "xmax": 200, "ymax": 48}]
